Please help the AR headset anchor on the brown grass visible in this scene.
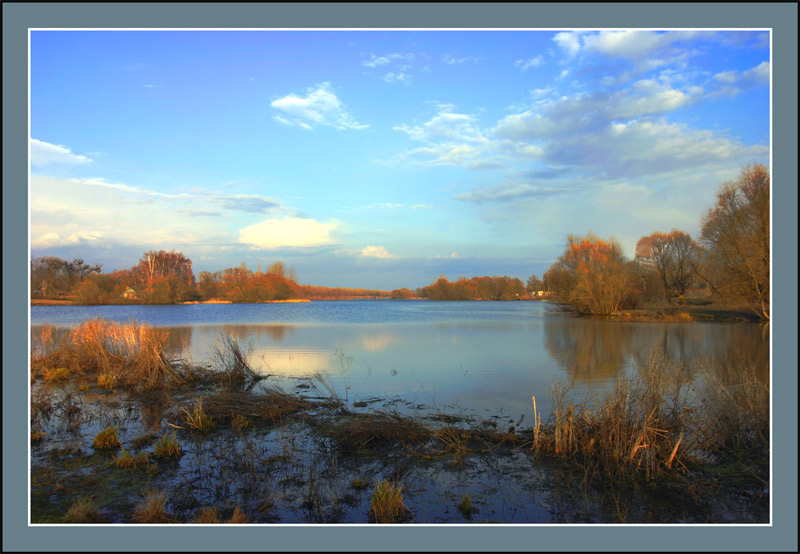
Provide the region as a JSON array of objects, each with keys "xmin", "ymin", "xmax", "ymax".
[
  {"xmin": 113, "ymin": 449, "xmax": 151, "ymax": 469},
  {"xmin": 368, "ymin": 480, "xmax": 410, "ymax": 523},
  {"xmin": 527, "ymin": 349, "xmax": 768, "ymax": 483},
  {"xmin": 182, "ymin": 399, "xmax": 214, "ymax": 432},
  {"xmin": 62, "ymin": 497, "xmax": 106, "ymax": 523},
  {"xmin": 227, "ymin": 506, "xmax": 248, "ymax": 524},
  {"xmin": 131, "ymin": 491, "xmax": 173, "ymax": 523},
  {"xmin": 322, "ymin": 412, "xmax": 431, "ymax": 452},
  {"xmin": 32, "ymin": 319, "xmax": 185, "ymax": 390},
  {"xmin": 192, "ymin": 507, "xmax": 220, "ymax": 523},
  {"xmin": 92, "ymin": 426, "xmax": 121, "ymax": 450},
  {"xmin": 152, "ymin": 432, "xmax": 181, "ymax": 458},
  {"xmin": 201, "ymin": 387, "xmax": 310, "ymax": 426}
]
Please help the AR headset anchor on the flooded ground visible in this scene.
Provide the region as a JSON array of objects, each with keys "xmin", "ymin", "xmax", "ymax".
[{"xmin": 29, "ymin": 302, "xmax": 770, "ymax": 524}]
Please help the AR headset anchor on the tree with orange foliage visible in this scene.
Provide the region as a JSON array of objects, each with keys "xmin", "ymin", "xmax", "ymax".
[{"xmin": 545, "ymin": 233, "xmax": 639, "ymax": 315}]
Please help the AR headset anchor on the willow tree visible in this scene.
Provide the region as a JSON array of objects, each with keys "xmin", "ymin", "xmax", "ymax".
[{"xmin": 700, "ymin": 164, "xmax": 770, "ymax": 319}]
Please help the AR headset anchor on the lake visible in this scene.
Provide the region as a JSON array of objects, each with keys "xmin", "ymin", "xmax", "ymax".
[{"xmin": 30, "ymin": 300, "xmax": 769, "ymax": 421}]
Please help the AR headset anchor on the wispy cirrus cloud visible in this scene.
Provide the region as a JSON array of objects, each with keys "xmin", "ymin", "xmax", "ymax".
[
  {"xmin": 362, "ymin": 52, "xmax": 414, "ymax": 68},
  {"xmin": 454, "ymin": 183, "xmax": 576, "ymax": 204},
  {"xmin": 30, "ymin": 139, "xmax": 93, "ymax": 167},
  {"xmin": 271, "ymin": 82, "xmax": 368, "ymax": 130},
  {"xmin": 514, "ymin": 56, "xmax": 544, "ymax": 70}
]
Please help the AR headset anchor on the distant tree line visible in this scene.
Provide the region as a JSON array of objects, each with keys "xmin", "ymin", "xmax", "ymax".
[
  {"xmin": 405, "ymin": 275, "xmax": 528, "ymax": 301},
  {"xmin": 543, "ymin": 164, "xmax": 770, "ymax": 319}
]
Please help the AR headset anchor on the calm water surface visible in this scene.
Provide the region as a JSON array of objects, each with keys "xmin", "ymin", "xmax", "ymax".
[{"xmin": 30, "ymin": 301, "xmax": 769, "ymax": 419}]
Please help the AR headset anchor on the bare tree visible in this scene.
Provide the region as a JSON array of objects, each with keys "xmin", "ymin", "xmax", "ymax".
[{"xmin": 700, "ymin": 164, "xmax": 770, "ymax": 319}]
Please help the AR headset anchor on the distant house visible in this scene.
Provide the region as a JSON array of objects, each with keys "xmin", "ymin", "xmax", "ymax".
[{"xmin": 122, "ymin": 287, "xmax": 137, "ymax": 300}]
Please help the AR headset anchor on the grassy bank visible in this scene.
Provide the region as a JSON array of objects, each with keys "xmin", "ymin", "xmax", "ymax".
[{"xmin": 30, "ymin": 319, "xmax": 769, "ymax": 524}]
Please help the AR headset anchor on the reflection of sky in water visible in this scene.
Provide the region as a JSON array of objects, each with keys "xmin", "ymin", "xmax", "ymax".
[{"xmin": 31, "ymin": 301, "xmax": 768, "ymax": 421}]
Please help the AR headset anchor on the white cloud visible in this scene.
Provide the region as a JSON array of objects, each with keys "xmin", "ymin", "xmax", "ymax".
[
  {"xmin": 553, "ymin": 32, "xmax": 582, "ymax": 58},
  {"xmin": 270, "ymin": 83, "xmax": 368, "ymax": 130},
  {"xmin": 360, "ymin": 245, "xmax": 394, "ymax": 259},
  {"xmin": 238, "ymin": 217, "xmax": 339, "ymax": 249},
  {"xmin": 30, "ymin": 139, "xmax": 93, "ymax": 167},
  {"xmin": 442, "ymin": 54, "xmax": 481, "ymax": 65},
  {"xmin": 515, "ymin": 56, "xmax": 544, "ymax": 70},
  {"xmin": 711, "ymin": 61, "xmax": 770, "ymax": 95},
  {"xmin": 68, "ymin": 177, "xmax": 191, "ymax": 199},
  {"xmin": 363, "ymin": 53, "xmax": 414, "ymax": 68},
  {"xmin": 31, "ymin": 231, "xmax": 103, "ymax": 249},
  {"xmin": 383, "ymin": 72, "xmax": 412, "ymax": 85}
]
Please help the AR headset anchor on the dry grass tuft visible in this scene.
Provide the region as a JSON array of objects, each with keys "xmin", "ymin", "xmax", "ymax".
[
  {"xmin": 63, "ymin": 497, "xmax": 105, "ymax": 523},
  {"xmin": 131, "ymin": 491, "xmax": 173, "ymax": 523},
  {"xmin": 368, "ymin": 480, "xmax": 410, "ymax": 523},
  {"xmin": 182, "ymin": 399, "xmax": 214, "ymax": 432},
  {"xmin": 227, "ymin": 506, "xmax": 249, "ymax": 524},
  {"xmin": 152, "ymin": 432, "xmax": 181, "ymax": 458},
  {"xmin": 92, "ymin": 426, "xmax": 121, "ymax": 450},
  {"xmin": 42, "ymin": 367, "xmax": 71, "ymax": 383},
  {"xmin": 113, "ymin": 448, "xmax": 151, "ymax": 469},
  {"xmin": 192, "ymin": 507, "xmax": 220, "ymax": 523}
]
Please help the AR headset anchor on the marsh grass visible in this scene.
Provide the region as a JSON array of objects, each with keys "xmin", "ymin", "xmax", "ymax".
[
  {"xmin": 227, "ymin": 506, "xmax": 248, "ymax": 524},
  {"xmin": 113, "ymin": 448, "xmax": 151, "ymax": 469},
  {"xmin": 92, "ymin": 426, "xmax": 121, "ymax": 450},
  {"xmin": 210, "ymin": 334, "xmax": 263, "ymax": 389},
  {"xmin": 201, "ymin": 387, "xmax": 309, "ymax": 426},
  {"xmin": 62, "ymin": 497, "xmax": 105, "ymax": 523},
  {"xmin": 457, "ymin": 493, "xmax": 477, "ymax": 518},
  {"xmin": 321, "ymin": 411, "xmax": 431, "ymax": 452},
  {"xmin": 368, "ymin": 480, "xmax": 410, "ymax": 523},
  {"xmin": 32, "ymin": 319, "xmax": 185, "ymax": 390},
  {"xmin": 153, "ymin": 432, "xmax": 181, "ymax": 458},
  {"xmin": 182, "ymin": 399, "xmax": 214, "ymax": 432},
  {"xmin": 527, "ymin": 349, "xmax": 768, "ymax": 484},
  {"xmin": 695, "ymin": 351, "xmax": 769, "ymax": 468},
  {"xmin": 192, "ymin": 507, "xmax": 220, "ymax": 523},
  {"xmin": 42, "ymin": 367, "xmax": 71, "ymax": 383},
  {"xmin": 131, "ymin": 490, "xmax": 174, "ymax": 523}
]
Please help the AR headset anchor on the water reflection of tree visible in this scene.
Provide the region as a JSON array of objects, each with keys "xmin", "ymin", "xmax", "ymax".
[
  {"xmin": 544, "ymin": 318, "xmax": 634, "ymax": 383},
  {"xmin": 165, "ymin": 326, "xmax": 193, "ymax": 357},
  {"xmin": 544, "ymin": 317, "xmax": 769, "ymax": 385},
  {"xmin": 218, "ymin": 324, "xmax": 296, "ymax": 342}
]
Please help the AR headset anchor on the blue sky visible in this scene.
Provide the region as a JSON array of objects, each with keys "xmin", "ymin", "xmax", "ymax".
[{"xmin": 30, "ymin": 30, "xmax": 770, "ymax": 289}]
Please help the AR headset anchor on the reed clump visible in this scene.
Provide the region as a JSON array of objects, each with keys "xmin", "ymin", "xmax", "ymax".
[
  {"xmin": 694, "ymin": 351, "xmax": 770, "ymax": 467},
  {"xmin": 368, "ymin": 480, "xmax": 411, "ymax": 523},
  {"xmin": 529, "ymin": 349, "xmax": 768, "ymax": 483},
  {"xmin": 32, "ymin": 319, "xmax": 184, "ymax": 390},
  {"xmin": 210, "ymin": 334, "xmax": 263, "ymax": 389},
  {"xmin": 530, "ymin": 350, "xmax": 699, "ymax": 482}
]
